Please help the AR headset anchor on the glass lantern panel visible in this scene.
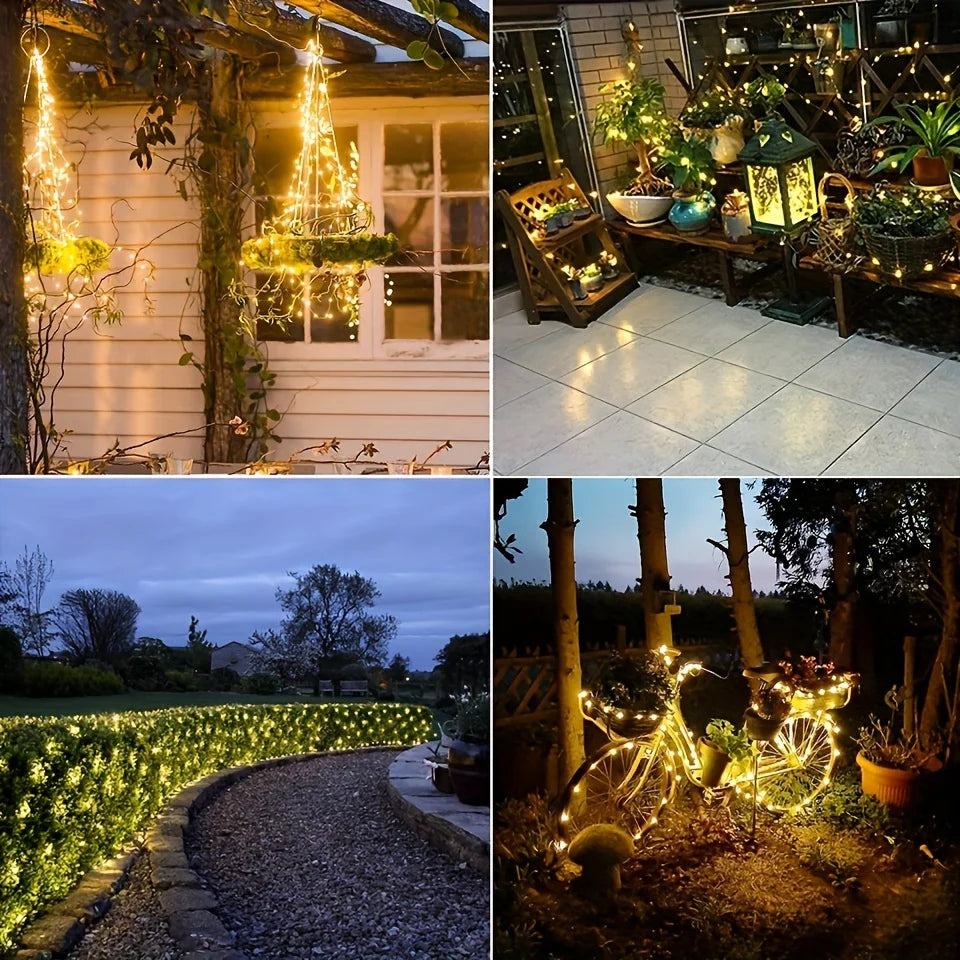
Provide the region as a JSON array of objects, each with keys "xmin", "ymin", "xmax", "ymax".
[
  {"xmin": 785, "ymin": 157, "xmax": 818, "ymax": 229},
  {"xmin": 746, "ymin": 163, "xmax": 785, "ymax": 229}
]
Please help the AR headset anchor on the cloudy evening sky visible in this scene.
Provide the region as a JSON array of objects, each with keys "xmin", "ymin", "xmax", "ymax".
[
  {"xmin": 494, "ymin": 478, "xmax": 778, "ymax": 593},
  {"xmin": 0, "ymin": 478, "xmax": 490, "ymax": 670}
]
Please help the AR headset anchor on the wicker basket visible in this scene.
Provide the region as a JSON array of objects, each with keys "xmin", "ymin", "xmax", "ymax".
[
  {"xmin": 816, "ymin": 172, "xmax": 858, "ymax": 270},
  {"xmin": 861, "ymin": 225, "xmax": 955, "ymax": 280}
]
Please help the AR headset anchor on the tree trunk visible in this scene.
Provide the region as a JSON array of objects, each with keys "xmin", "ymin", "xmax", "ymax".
[
  {"xmin": 829, "ymin": 482, "xmax": 858, "ymax": 670},
  {"xmin": 718, "ymin": 478, "xmax": 765, "ymax": 668},
  {"xmin": 197, "ymin": 53, "xmax": 250, "ymax": 464},
  {"xmin": 920, "ymin": 479, "xmax": 960, "ymax": 752},
  {"xmin": 633, "ymin": 479, "xmax": 674, "ymax": 651},
  {"xmin": 0, "ymin": 4, "xmax": 29, "ymax": 474},
  {"xmin": 541, "ymin": 479, "xmax": 585, "ymax": 788}
]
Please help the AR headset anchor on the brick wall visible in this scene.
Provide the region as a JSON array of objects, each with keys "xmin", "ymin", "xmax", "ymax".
[{"xmin": 563, "ymin": 2, "xmax": 688, "ymax": 195}]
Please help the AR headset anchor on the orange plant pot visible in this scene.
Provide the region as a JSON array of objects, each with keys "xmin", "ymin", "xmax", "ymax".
[
  {"xmin": 913, "ymin": 152, "xmax": 949, "ymax": 187},
  {"xmin": 856, "ymin": 751, "xmax": 926, "ymax": 809}
]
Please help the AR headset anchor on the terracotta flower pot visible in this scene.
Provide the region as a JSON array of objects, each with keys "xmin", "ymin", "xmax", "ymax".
[
  {"xmin": 856, "ymin": 751, "xmax": 940, "ymax": 809},
  {"xmin": 447, "ymin": 737, "xmax": 490, "ymax": 805},
  {"xmin": 698, "ymin": 737, "xmax": 731, "ymax": 788},
  {"xmin": 950, "ymin": 212, "xmax": 960, "ymax": 262},
  {"xmin": 913, "ymin": 152, "xmax": 949, "ymax": 187}
]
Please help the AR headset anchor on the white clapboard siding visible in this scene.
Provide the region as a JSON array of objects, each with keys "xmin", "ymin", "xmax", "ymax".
[{"xmin": 33, "ymin": 101, "xmax": 489, "ymax": 466}]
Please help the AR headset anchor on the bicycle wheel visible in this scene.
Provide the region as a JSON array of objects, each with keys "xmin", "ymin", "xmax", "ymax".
[
  {"xmin": 755, "ymin": 715, "xmax": 837, "ymax": 813},
  {"xmin": 557, "ymin": 738, "xmax": 675, "ymax": 846}
]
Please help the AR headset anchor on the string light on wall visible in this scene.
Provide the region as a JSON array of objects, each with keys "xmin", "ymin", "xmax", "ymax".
[{"xmin": 240, "ymin": 35, "xmax": 398, "ymax": 330}]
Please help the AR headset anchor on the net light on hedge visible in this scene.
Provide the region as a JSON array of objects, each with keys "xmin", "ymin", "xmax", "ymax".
[{"xmin": 738, "ymin": 119, "xmax": 819, "ymax": 236}]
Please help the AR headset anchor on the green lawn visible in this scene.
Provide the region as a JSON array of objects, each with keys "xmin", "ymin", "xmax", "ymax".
[{"xmin": 0, "ymin": 691, "xmax": 349, "ymax": 718}]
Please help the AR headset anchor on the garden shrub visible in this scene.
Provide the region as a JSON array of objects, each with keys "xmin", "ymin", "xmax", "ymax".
[
  {"xmin": 19, "ymin": 662, "xmax": 124, "ymax": 698},
  {"xmin": 163, "ymin": 669, "xmax": 197, "ymax": 692},
  {"xmin": 787, "ymin": 823, "xmax": 868, "ymax": 887},
  {"xmin": 0, "ymin": 628, "xmax": 23, "ymax": 694},
  {"xmin": 209, "ymin": 666, "xmax": 241, "ymax": 691},
  {"xmin": 240, "ymin": 672, "xmax": 280, "ymax": 695},
  {"xmin": 0, "ymin": 701, "xmax": 433, "ymax": 952}
]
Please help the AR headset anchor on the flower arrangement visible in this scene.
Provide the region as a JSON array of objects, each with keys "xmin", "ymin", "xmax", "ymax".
[
  {"xmin": 779, "ymin": 655, "xmax": 838, "ymax": 688},
  {"xmin": 23, "ymin": 236, "xmax": 112, "ymax": 277},
  {"xmin": 240, "ymin": 231, "xmax": 399, "ymax": 276}
]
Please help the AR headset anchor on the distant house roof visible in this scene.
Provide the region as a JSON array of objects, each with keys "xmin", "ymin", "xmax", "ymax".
[{"xmin": 211, "ymin": 642, "xmax": 257, "ymax": 677}]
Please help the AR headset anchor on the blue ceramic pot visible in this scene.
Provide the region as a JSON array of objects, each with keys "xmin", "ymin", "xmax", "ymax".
[{"xmin": 669, "ymin": 193, "xmax": 716, "ymax": 234}]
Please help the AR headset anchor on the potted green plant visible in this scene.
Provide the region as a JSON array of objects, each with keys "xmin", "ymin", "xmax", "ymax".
[
  {"xmin": 447, "ymin": 691, "xmax": 490, "ymax": 805},
  {"xmin": 538, "ymin": 206, "xmax": 562, "ymax": 236},
  {"xmin": 743, "ymin": 686, "xmax": 791, "ymax": 741},
  {"xmin": 868, "ymin": 98, "xmax": 960, "ymax": 191},
  {"xmin": 561, "ymin": 264, "xmax": 587, "ymax": 300},
  {"xmin": 660, "ymin": 133, "xmax": 717, "ymax": 234},
  {"xmin": 594, "ymin": 75, "xmax": 678, "ymax": 226},
  {"xmin": 681, "ymin": 95, "xmax": 745, "ymax": 166},
  {"xmin": 699, "ymin": 719, "xmax": 751, "ymax": 788},
  {"xmin": 742, "ymin": 74, "xmax": 787, "ymax": 125},
  {"xmin": 856, "ymin": 716, "xmax": 941, "ymax": 809},
  {"xmin": 590, "ymin": 651, "xmax": 676, "ymax": 737},
  {"xmin": 598, "ymin": 251, "xmax": 619, "ymax": 279},
  {"xmin": 580, "ymin": 262, "xmax": 604, "ymax": 293},
  {"xmin": 852, "ymin": 184, "xmax": 954, "ymax": 279}
]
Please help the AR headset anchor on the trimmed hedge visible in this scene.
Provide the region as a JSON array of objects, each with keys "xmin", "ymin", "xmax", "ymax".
[
  {"xmin": 0, "ymin": 702, "xmax": 433, "ymax": 952},
  {"xmin": 20, "ymin": 662, "xmax": 124, "ymax": 698}
]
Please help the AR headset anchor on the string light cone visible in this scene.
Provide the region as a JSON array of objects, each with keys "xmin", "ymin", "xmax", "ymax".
[
  {"xmin": 22, "ymin": 29, "xmax": 110, "ymax": 278},
  {"xmin": 240, "ymin": 38, "xmax": 398, "ymax": 328}
]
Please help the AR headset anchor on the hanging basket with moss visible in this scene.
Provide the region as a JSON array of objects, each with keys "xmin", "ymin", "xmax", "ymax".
[
  {"xmin": 240, "ymin": 232, "xmax": 399, "ymax": 276},
  {"xmin": 24, "ymin": 236, "xmax": 112, "ymax": 276}
]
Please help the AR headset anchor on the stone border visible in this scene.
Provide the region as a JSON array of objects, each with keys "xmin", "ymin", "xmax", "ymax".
[
  {"xmin": 386, "ymin": 743, "xmax": 490, "ymax": 874},
  {"xmin": 12, "ymin": 746, "xmax": 404, "ymax": 960}
]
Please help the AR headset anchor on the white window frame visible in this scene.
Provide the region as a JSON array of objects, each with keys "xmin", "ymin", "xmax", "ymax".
[{"xmin": 248, "ymin": 99, "xmax": 488, "ymax": 364}]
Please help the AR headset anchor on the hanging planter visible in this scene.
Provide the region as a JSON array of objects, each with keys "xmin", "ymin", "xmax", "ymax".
[
  {"xmin": 240, "ymin": 36, "xmax": 397, "ymax": 323},
  {"xmin": 22, "ymin": 31, "xmax": 109, "ymax": 278}
]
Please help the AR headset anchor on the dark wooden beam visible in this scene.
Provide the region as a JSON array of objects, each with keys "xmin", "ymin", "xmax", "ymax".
[
  {"xmin": 56, "ymin": 57, "xmax": 488, "ymax": 102},
  {"xmin": 226, "ymin": 1, "xmax": 376, "ymax": 63},
  {"xmin": 444, "ymin": 0, "xmax": 489, "ymax": 42},
  {"xmin": 296, "ymin": 0, "xmax": 465, "ymax": 59}
]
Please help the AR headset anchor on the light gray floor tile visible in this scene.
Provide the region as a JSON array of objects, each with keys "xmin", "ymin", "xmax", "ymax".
[
  {"xmin": 709, "ymin": 384, "xmax": 880, "ymax": 475},
  {"xmin": 499, "ymin": 323, "xmax": 638, "ymax": 379},
  {"xmin": 494, "ymin": 356, "xmax": 551, "ymax": 408},
  {"xmin": 597, "ymin": 283, "xmax": 716, "ymax": 335},
  {"xmin": 493, "ymin": 381, "xmax": 618, "ymax": 475},
  {"xmin": 493, "ymin": 309, "xmax": 565, "ymax": 355},
  {"xmin": 716, "ymin": 320, "xmax": 844, "ymax": 381},
  {"xmin": 796, "ymin": 336, "xmax": 941, "ymax": 411},
  {"xmin": 890, "ymin": 359, "xmax": 960, "ymax": 438},
  {"xmin": 521, "ymin": 410, "xmax": 698, "ymax": 476},
  {"xmin": 627, "ymin": 359, "xmax": 785, "ymax": 441},
  {"xmin": 822, "ymin": 416, "xmax": 960, "ymax": 477},
  {"xmin": 649, "ymin": 302, "xmax": 769, "ymax": 356},
  {"xmin": 561, "ymin": 337, "xmax": 705, "ymax": 408},
  {"xmin": 665, "ymin": 445, "xmax": 771, "ymax": 477}
]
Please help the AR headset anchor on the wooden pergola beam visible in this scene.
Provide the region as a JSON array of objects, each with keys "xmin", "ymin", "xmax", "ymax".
[
  {"xmin": 295, "ymin": 0, "xmax": 465, "ymax": 59},
  {"xmin": 444, "ymin": 0, "xmax": 489, "ymax": 42}
]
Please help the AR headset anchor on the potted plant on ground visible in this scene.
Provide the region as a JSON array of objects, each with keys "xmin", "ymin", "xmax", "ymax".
[
  {"xmin": 447, "ymin": 691, "xmax": 490, "ymax": 805},
  {"xmin": 856, "ymin": 716, "xmax": 942, "ymax": 809},
  {"xmin": 868, "ymin": 98, "xmax": 960, "ymax": 192},
  {"xmin": 594, "ymin": 75, "xmax": 678, "ymax": 226},
  {"xmin": 699, "ymin": 718, "xmax": 752, "ymax": 787},
  {"xmin": 681, "ymin": 95, "xmax": 745, "ymax": 166},
  {"xmin": 660, "ymin": 133, "xmax": 718, "ymax": 234}
]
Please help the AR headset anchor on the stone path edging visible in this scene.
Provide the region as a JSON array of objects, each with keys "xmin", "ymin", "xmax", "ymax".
[{"xmin": 386, "ymin": 742, "xmax": 490, "ymax": 874}]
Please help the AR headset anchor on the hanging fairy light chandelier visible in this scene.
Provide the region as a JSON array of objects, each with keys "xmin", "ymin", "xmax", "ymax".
[
  {"xmin": 22, "ymin": 27, "xmax": 110, "ymax": 277},
  {"xmin": 240, "ymin": 36, "xmax": 398, "ymax": 327}
]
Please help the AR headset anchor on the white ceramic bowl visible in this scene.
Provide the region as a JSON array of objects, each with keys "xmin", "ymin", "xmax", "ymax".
[{"xmin": 607, "ymin": 193, "xmax": 674, "ymax": 226}]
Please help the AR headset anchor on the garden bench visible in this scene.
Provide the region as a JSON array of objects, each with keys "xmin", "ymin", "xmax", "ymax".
[
  {"xmin": 318, "ymin": 679, "xmax": 335, "ymax": 696},
  {"xmin": 340, "ymin": 680, "xmax": 371, "ymax": 696}
]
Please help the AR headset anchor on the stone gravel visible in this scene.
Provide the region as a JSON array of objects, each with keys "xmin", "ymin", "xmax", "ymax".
[
  {"xmin": 64, "ymin": 854, "xmax": 179, "ymax": 960},
  {"xmin": 188, "ymin": 750, "xmax": 489, "ymax": 960}
]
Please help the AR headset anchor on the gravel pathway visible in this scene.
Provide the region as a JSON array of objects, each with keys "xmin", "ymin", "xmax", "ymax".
[
  {"xmin": 64, "ymin": 854, "xmax": 179, "ymax": 960},
  {"xmin": 188, "ymin": 750, "xmax": 489, "ymax": 960}
]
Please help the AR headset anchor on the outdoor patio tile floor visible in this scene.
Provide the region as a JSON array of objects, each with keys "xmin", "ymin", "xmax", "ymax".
[{"xmin": 494, "ymin": 283, "xmax": 960, "ymax": 476}]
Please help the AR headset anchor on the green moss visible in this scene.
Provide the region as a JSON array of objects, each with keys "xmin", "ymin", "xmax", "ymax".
[
  {"xmin": 23, "ymin": 236, "xmax": 111, "ymax": 276},
  {"xmin": 240, "ymin": 232, "xmax": 400, "ymax": 274}
]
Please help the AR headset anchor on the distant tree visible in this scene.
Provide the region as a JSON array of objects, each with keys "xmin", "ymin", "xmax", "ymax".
[
  {"xmin": 0, "ymin": 546, "xmax": 55, "ymax": 657},
  {"xmin": 0, "ymin": 625, "xmax": 23, "ymax": 693},
  {"xmin": 494, "ymin": 478, "xmax": 529, "ymax": 563},
  {"xmin": 57, "ymin": 588, "xmax": 140, "ymax": 665},
  {"xmin": 435, "ymin": 632, "xmax": 490, "ymax": 694},
  {"xmin": 250, "ymin": 565, "xmax": 396, "ymax": 693},
  {"xmin": 124, "ymin": 636, "xmax": 167, "ymax": 690},
  {"xmin": 186, "ymin": 615, "xmax": 213, "ymax": 672},
  {"xmin": 388, "ymin": 652, "xmax": 410, "ymax": 683}
]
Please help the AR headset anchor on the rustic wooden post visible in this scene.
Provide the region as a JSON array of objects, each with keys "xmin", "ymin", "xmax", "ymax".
[
  {"xmin": 615, "ymin": 623, "xmax": 627, "ymax": 655},
  {"xmin": 632, "ymin": 479, "xmax": 674, "ymax": 651},
  {"xmin": 0, "ymin": 1, "xmax": 29, "ymax": 474},
  {"xmin": 541, "ymin": 479, "xmax": 585, "ymax": 788},
  {"xmin": 903, "ymin": 635, "xmax": 916, "ymax": 738},
  {"xmin": 829, "ymin": 482, "xmax": 858, "ymax": 670}
]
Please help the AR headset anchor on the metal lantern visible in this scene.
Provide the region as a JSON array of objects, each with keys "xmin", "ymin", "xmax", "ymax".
[{"xmin": 739, "ymin": 119, "xmax": 819, "ymax": 236}]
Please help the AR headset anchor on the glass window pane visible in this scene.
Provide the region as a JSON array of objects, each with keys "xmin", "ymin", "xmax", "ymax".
[
  {"xmin": 384, "ymin": 197, "xmax": 434, "ymax": 266},
  {"xmin": 441, "ymin": 272, "xmax": 489, "ymax": 341},
  {"xmin": 255, "ymin": 125, "xmax": 357, "ymax": 201},
  {"xmin": 308, "ymin": 278, "xmax": 358, "ymax": 343},
  {"xmin": 441, "ymin": 122, "xmax": 489, "ymax": 192},
  {"xmin": 256, "ymin": 273, "xmax": 304, "ymax": 342},
  {"xmin": 441, "ymin": 198, "xmax": 488, "ymax": 265},
  {"xmin": 384, "ymin": 123, "xmax": 434, "ymax": 191},
  {"xmin": 385, "ymin": 272, "xmax": 434, "ymax": 340}
]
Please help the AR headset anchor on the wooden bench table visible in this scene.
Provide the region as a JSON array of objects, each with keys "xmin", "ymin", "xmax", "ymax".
[
  {"xmin": 606, "ymin": 218, "xmax": 782, "ymax": 307},
  {"xmin": 340, "ymin": 680, "xmax": 371, "ymax": 696},
  {"xmin": 800, "ymin": 255, "xmax": 960, "ymax": 338}
]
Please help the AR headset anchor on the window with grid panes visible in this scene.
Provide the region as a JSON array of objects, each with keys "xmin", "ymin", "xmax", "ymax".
[{"xmin": 382, "ymin": 120, "xmax": 489, "ymax": 342}]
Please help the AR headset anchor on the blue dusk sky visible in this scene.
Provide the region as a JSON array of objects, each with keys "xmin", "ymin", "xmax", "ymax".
[
  {"xmin": 0, "ymin": 478, "xmax": 491, "ymax": 670},
  {"xmin": 494, "ymin": 478, "xmax": 778, "ymax": 594}
]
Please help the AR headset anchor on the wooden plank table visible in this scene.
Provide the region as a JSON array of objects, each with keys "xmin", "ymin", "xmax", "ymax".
[
  {"xmin": 606, "ymin": 218, "xmax": 781, "ymax": 306},
  {"xmin": 800, "ymin": 255, "xmax": 960, "ymax": 338}
]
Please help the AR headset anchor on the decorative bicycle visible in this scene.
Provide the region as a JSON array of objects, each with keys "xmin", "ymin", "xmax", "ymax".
[{"xmin": 556, "ymin": 646, "xmax": 857, "ymax": 849}]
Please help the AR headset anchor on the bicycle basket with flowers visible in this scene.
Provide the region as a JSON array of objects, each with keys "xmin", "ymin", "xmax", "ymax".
[
  {"xmin": 779, "ymin": 656, "xmax": 858, "ymax": 713},
  {"xmin": 582, "ymin": 651, "xmax": 676, "ymax": 737}
]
